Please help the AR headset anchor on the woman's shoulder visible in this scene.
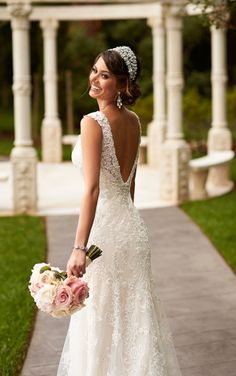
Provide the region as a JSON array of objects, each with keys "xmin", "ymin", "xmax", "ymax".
[{"xmin": 128, "ymin": 109, "xmax": 140, "ymax": 124}]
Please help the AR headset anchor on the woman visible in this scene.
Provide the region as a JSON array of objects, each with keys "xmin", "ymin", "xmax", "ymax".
[{"xmin": 57, "ymin": 46, "xmax": 181, "ymax": 376}]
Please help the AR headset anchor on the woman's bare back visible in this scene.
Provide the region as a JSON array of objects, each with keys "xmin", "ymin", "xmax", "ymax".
[{"xmin": 103, "ymin": 108, "xmax": 140, "ymax": 183}]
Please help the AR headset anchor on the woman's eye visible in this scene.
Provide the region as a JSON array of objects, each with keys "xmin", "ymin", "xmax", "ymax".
[
  {"xmin": 91, "ymin": 67, "xmax": 97, "ymax": 73},
  {"xmin": 101, "ymin": 74, "xmax": 109, "ymax": 79}
]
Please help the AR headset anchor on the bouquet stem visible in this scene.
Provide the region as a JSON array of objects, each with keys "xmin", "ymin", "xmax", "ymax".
[{"xmin": 85, "ymin": 244, "xmax": 102, "ymax": 267}]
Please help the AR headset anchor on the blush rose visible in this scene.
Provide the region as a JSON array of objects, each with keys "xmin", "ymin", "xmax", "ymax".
[
  {"xmin": 55, "ymin": 285, "xmax": 73, "ymax": 308},
  {"xmin": 66, "ymin": 277, "xmax": 89, "ymax": 305}
]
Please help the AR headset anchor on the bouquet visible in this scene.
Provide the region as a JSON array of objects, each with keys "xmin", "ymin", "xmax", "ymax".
[{"xmin": 29, "ymin": 245, "xmax": 102, "ymax": 318}]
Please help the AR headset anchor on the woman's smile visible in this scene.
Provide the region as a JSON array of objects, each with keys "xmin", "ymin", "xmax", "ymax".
[{"xmin": 90, "ymin": 84, "xmax": 101, "ymax": 93}]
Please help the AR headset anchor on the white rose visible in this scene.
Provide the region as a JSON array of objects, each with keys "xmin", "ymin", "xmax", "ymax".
[
  {"xmin": 29, "ymin": 263, "xmax": 50, "ymax": 284},
  {"xmin": 38, "ymin": 270, "xmax": 57, "ymax": 284},
  {"xmin": 34, "ymin": 284, "xmax": 57, "ymax": 312}
]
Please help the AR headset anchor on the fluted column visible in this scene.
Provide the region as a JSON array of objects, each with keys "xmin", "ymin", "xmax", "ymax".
[
  {"xmin": 40, "ymin": 19, "xmax": 62, "ymax": 163},
  {"xmin": 147, "ymin": 12, "xmax": 166, "ymax": 168},
  {"xmin": 8, "ymin": 2, "xmax": 37, "ymax": 214},
  {"xmin": 160, "ymin": 5, "xmax": 190, "ymax": 204}
]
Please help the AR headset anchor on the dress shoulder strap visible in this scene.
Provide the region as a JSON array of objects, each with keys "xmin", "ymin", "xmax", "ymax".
[{"xmin": 84, "ymin": 111, "xmax": 107, "ymax": 128}]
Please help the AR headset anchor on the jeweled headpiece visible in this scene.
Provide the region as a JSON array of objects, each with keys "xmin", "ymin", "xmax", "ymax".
[{"xmin": 109, "ymin": 46, "xmax": 138, "ymax": 82}]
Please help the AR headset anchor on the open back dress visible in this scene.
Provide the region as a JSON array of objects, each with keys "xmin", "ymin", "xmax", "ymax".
[{"xmin": 57, "ymin": 111, "xmax": 182, "ymax": 376}]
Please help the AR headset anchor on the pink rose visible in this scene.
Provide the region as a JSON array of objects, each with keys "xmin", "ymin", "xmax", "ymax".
[
  {"xmin": 66, "ymin": 277, "xmax": 89, "ymax": 305},
  {"xmin": 55, "ymin": 285, "xmax": 73, "ymax": 308}
]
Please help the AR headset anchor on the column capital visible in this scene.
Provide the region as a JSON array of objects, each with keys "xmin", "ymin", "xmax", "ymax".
[
  {"xmin": 7, "ymin": 2, "xmax": 31, "ymax": 17},
  {"xmin": 7, "ymin": 2, "xmax": 31, "ymax": 30},
  {"xmin": 40, "ymin": 18, "xmax": 59, "ymax": 37},
  {"xmin": 165, "ymin": 2, "xmax": 186, "ymax": 30},
  {"xmin": 210, "ymin": 23, "xmax": 227, "ymax": 32},
  {"xmin": 147, "ymin": 16, "xmax": 165, "ymax": 30},
  {"xmin": 166, "ymin": 14, "xmax": 183, "ymax": 31},
  {"xmin": 165, "ymin": 1, "xmax": 186, "ymax": 16}
]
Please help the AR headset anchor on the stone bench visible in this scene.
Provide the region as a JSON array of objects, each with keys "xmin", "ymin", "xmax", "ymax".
[
  {"xmin": 62, "ymin": 135, "xmax": 148, "ymax": 164},
  {"xmin": 189, "ymin": 150, "xmax": 235, "ymax": 200},
  {"xmin": 62, "ymin": 134, "xmax": 79, "ymax": 148}
]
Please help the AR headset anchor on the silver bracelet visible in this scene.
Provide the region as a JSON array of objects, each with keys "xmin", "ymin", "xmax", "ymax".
[{"xmin": 73, "ymin": 244, "xmax": 87, "ymax": 252}]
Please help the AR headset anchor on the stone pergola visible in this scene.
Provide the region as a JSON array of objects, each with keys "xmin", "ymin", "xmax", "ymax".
[{"xmin": 0, "ymin": 0, "xmax": 232, "ymax": 213}]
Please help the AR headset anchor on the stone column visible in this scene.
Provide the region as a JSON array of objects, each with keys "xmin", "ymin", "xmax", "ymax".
[
  {"xmin": 147, "ymin": 12, "xmax": 167, "ymax": 168},
  {"xmin": 208, "ymin": 26, "xmax": 231, "ymax": 152},
  {"xmin": 160, "ymin": 5, "xmax": 191, "ymax": 204},
  {"xmin": 207, "ymin": 24, "xmax": 233, "ymax": 187},
  {"xmin": 40, "ymin": 19, "xmax": 62, "ymax": 163},
  {"xmin": 8, "ymin": 2, "xmax": 37, "ymax": 214}
]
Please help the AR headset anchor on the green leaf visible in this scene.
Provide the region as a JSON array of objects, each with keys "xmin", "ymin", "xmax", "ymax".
[{"xmin": 39, "ymin": 265, "xmax": 51, "ymax": 273}]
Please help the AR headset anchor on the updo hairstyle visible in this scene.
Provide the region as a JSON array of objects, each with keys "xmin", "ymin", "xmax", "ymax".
[{"xmin": 94, "ymin": 49, "xmax": 141, "ymax": 106}]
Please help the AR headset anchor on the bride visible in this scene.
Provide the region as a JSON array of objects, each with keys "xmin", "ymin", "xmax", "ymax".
[{"xmin": 57, "ymin": 46, "xmax": 181, "ymax": 376}]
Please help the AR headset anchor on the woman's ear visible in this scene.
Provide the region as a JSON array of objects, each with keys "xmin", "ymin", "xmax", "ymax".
[{"xmin": 117, "ymin": 77, "xmax": 128, "ymax": 92}]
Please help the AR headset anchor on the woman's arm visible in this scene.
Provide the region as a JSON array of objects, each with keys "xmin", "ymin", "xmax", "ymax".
[{"xmin": 66, "ymin": 116, "xmax": 102, "ymax": 277}]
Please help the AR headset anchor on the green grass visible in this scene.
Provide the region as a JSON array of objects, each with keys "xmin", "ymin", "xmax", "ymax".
[
  {"xmin": 181, "ymin": 158, "xmax": 236, "ymax": 273},
  {"xmin": 0, "ymin": 138, "xmax": 13, "ymax": 158},
  {"xmin": 0, "ymin": 137, "xmax": 72, "ymax": 161},
  {"xmin": 0, "ymin": 216, "xmax": 46, "ymax": 376}
]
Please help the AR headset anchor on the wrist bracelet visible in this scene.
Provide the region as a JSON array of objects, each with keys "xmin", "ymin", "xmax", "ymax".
[{"xmin": 73, "ymin": 244, "xmax": 87, "ymax": 252}]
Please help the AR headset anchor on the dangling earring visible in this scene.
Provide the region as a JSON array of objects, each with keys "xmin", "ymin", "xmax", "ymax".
[{"xmin": 116, "ymin": 91, "xmax": 122, "ymax": 109}]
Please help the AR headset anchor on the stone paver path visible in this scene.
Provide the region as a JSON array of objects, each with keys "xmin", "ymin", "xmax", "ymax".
[{"xmin": 21, "ymin": 207, "xmax": 236, "ymax": 376}]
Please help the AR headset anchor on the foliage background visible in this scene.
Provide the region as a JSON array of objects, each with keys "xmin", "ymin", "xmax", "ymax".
[{"xmin": 0, "ymin": 10, "xmax": 236, "ymax": 155}]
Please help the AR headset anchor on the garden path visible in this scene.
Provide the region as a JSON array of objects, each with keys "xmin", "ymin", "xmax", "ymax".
[{"xmin": 21, "ymin": 207, "xmax": 236, "ymax": 376}]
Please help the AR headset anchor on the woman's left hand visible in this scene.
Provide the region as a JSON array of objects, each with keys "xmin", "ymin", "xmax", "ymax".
[{"xmin": 66, "ymin": 250, "xmax": 86, "ymax": 278}]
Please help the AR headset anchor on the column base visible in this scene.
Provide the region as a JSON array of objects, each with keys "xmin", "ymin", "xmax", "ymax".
[
  {"xmin": 207, "ymin": 127, "xmax": 233, "ymax": 188},
  {"xmin": 41, "ymin": 118, "xmax": 62, "ymax": 163},
  {"xmin": 11, "ymin": 146, "xmax": 38, "ymax": 214},
  {"xmin": 160, "ymin": 139, "xmax": 191, "ymax": 204},
  {"xmin": 147, "ymin": 120, "xmax": 166, "ymax": 168}
]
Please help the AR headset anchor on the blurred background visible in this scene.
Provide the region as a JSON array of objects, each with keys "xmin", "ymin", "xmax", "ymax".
[{"xmin": 1, "ymin": 6, "xmax": 236, "ymax": 160}]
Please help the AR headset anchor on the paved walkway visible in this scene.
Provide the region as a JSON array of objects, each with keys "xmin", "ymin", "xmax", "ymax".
[{"xmin": 21, "ymin": 207, "xmax": 236, "ymax": 376}]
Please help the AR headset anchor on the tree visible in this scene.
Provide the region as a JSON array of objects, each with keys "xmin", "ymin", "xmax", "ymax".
[{"xmin": 185, "ymin": 0, "xmax": 236, "ymax": 28}]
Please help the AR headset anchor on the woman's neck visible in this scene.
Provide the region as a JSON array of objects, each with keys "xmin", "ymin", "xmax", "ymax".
[{"xmin": 97, "ymin": 100, "xmax": 116, "ymax": 113}]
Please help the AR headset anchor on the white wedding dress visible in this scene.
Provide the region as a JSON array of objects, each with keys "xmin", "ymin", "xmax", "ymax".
[{"xmin": 57, "ymin": 111, "xmax": 181, "ymax": 376}]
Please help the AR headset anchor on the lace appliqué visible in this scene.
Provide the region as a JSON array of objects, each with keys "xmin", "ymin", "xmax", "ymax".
[{"xmin": 57, "ymin": 111, "xmax": 182, "ymax": 376}]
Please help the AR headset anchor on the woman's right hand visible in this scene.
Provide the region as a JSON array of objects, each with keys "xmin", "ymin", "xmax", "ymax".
[{"xmin": 66, "ymin": 249, "xmax": 86, "ymax": 278}]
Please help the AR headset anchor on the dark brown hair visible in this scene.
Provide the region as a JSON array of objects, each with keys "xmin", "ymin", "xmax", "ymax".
[{"xmin": 94, "ymin": 49, "xmax": 141, "ymax": 106}]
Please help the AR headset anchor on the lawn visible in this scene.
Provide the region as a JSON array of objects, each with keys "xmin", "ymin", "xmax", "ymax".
[
  {"xmin": 181, "ymin": 157, "xmax": 236, "ymax": 273},
  {"xmin": 0, "ymin": 138, "xmax": 73, "ymax": 162},
  {"xmin": 0, "ymin": 216, "xmax": 46, "ymax": 376}
]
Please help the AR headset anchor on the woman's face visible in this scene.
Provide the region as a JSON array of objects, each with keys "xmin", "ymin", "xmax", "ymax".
[{"xmin": 89, "ymin": 56, "xmax": 119, "ymax": 102}]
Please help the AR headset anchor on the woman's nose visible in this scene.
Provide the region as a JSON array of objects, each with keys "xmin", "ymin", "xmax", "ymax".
[{"xmin": 91, "ymin": 72, "xmax": 99, "ymax": 82}]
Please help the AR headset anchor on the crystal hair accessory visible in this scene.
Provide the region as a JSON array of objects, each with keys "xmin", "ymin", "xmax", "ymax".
[{"xmin": 109, "ymin": 46, "xmax": 138, "ymax": 81}]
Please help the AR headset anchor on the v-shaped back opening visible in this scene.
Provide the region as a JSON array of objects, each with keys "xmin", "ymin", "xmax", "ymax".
[{"xmin": 100, "ymin": 112, "xmax": 140, "ymax": 184}]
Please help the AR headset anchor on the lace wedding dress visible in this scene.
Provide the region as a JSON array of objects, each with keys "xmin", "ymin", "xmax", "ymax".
[{"xmin": 57, "ymin": 111, "xmax": 181, "ymax": 376}]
